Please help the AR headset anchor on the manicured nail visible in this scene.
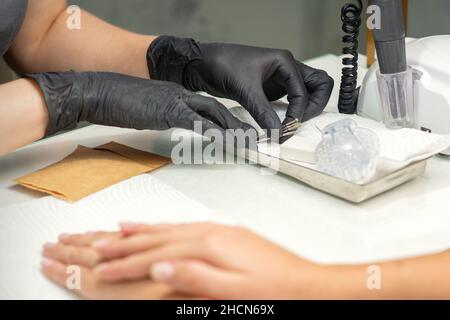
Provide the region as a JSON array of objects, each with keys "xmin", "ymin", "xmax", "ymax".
[
  {"xmin": 43, "ymin": 242, "xmax": 56, "ymax": 250},
  {"xmin": 150, "ymin": 262, "xmax": 175, "ymax": 282},
  {"xmin": 41, "ymin": 258, "xmax": 54, "ymax": 268},
  {"xmin": 92, "ymin": 239, "xmax": 110, "ymax": 248},
  {"xmin": 94, "ymin": 263, "xmax": 110, "ymax": 274},
  {"xmin": 120, "ymin": 222, "xmax": 140, "ymax": 234},
  {"xmin": 58, "ymin": 233, "xmax": 70, "ymax": 241},
  {"xmin": 120, "ymin": 222, "xmax": 138, "ymax": 229}
]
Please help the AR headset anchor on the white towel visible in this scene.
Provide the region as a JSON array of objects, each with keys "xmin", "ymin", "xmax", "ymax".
[{"xmin": 0, "ymin": 175, "xmax": 233, "ymax": 299}]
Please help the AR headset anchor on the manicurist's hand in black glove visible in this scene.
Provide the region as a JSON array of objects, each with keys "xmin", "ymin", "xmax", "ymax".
[
  {"xmin": 147, "ymin": 36, "xmax": 335, "ymax": 136},
  {"xmin": 2, "ymin": 0, "xmax": 333, "ymax": 155},
  {"xmin": 27, "ymin": 72, "xmax": 250, "ymax": 138}
]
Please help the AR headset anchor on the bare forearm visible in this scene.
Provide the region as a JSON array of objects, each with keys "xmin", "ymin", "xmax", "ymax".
[
  {"xmin": 0, "ymin": 79, "xmax": 48, "ymax": 156},
  {"xmin": 310, "ymin": 251, "xmax": 450, "ymax": 299},
  {"xmin": 6, "ymin": 0, "xmax": 156, "ymax": 78}
]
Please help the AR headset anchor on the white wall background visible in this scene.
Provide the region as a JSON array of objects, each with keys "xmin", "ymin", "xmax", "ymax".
[
  {"xmin": 70, "ymin": 0, "xmax": 450, "ymax": 59},
  {"xmin": 1, "ymin": 0, "xmax": 450, "ymax": 83}
]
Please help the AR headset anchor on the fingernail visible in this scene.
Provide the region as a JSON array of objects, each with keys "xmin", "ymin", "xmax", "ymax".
[
  {"xmin": 150, "ymin": 262, "xmax": 175, "ymax": 282},
  {"xmin": 92, "ymin": 239, "xmax": 110, "ymax": 248},
  {"xmin": 43, "ymin": 242, "xmax": 56, "ymax": 250},
  {"xmin": 120, "ymin": 222, "xmax": 138, "ymax": 229},
  {"xmin": 120, "ymin": 222, "xmax": 139, "ymax": 234},
  {"xmin": 94, "ymin": 263, "xmax": 109, "ymax": 274},
  {"xmin": 58, "ymin": 233, "xmax": 70, "ymax": 241},
  {"xmin": 41, "ymin": 258, "xmax": 54, "ymax": 268}
]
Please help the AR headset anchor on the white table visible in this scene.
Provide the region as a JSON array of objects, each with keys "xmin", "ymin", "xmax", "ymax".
[{"xmin": 1, "ymin": 55, "xmax": 449, "ymax": 264}]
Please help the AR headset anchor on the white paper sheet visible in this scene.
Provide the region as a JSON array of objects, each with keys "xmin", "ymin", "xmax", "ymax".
[
  {"xmin": 0, "ymin": 174, "xmax": 232, "ymax": 300},
  {"xmin": 1, "ymin": 172, "xmax": 449, "ymax": 300}
]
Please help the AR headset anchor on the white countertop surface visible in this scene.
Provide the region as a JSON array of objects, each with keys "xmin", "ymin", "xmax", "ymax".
[{"xmin": 1, "ymin": 54, "xmax": 449, "ymax": 264}]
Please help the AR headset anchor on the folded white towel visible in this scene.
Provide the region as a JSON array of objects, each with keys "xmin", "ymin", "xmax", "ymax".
[
  {"xmin": 294, "ymin": 113, "xmax": 450, "ymax": 184},
  {"xmin": 314, "ymin": 113, "xmax": 450, "ymax": 163}
]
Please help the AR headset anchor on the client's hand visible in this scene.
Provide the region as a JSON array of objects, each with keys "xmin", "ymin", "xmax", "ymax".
[
  {"xmin": 41, "ymin": 231, "xmax": 184, "ymax": 300},
  {"xmin": 42, "ymin": 225, "xmax": 450, "ymax": 300},
  {"xmin": 47, "ymin": 223, "xmax": 318, "ymax": 299}
]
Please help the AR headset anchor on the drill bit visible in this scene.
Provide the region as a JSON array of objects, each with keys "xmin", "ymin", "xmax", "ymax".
[{"xmin": 257, "ymin": 119, "xmax": 301, "ymax": 144}]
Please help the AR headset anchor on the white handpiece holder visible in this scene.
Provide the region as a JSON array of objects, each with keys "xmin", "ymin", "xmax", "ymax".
[{"xmin": 376, "ymin": 66, "xmax": 419, "ymax": 129}]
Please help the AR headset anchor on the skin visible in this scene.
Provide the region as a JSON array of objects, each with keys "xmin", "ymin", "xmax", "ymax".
[
  {"xmin": 41, "ymin": 231, "xmax": 197, "ymax": 300},
  {"xmin": 5, "ymin": 0, "xmax": 156, "ymax": 77},
  {"xmin": 0, "ymin": 79, "xmax": 48, "ymax": 155},
  {"xmin": 42, "ymin": 223, "xmax": 450, "ymax": 300},
  {"xmin": 0, "ymin": 0, "xmax": 156, "ymax": 156},
  {"xmin": 2, "ymin": 0, "xmax": 448, "ymax": 300}
]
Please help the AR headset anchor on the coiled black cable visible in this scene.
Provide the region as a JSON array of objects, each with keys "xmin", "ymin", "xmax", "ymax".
[{"xmin": 338, "ymin": 0, "xmax": 363, "ymax": 114}]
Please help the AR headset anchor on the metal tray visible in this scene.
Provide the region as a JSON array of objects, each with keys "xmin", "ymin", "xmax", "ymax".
[{"xmin": 246, "ymin": 149, "xmax": 427, "ymax": 203}]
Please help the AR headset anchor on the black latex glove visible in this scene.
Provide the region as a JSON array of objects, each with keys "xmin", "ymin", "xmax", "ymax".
[
  {"xmin": 27, "ymin": 72, "xmax": 250, "ymax": 137},
  {"xmin": 147, "ymin": 36, "xmax": 334, "ymax": 135}
]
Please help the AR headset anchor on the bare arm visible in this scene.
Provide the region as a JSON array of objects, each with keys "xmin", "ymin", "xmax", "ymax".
[
  {"xmin": 0, "ymin": 79, "xmax": 48, "ymax": 156},
  {"xmin": 0, "ymin": 0, "xmax": 157, "ymax": 155},
  {"xmin": 41, "ymin": 224, "xmax": 450, "ymax": 299},
  {"xmin": 323, "ymin": 250, "xmax": 450, "ymax": 299},
  {"xmin": 5, "ymin": 0, "xmax": 156, "ymax": 78}
]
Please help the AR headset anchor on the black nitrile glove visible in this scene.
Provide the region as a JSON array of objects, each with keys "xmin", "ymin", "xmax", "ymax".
[
  {"xmin": 27, "ymin": 72, "xmax": 250, "ymax": 137},
  {"xmin": 147, "ymin": 36, "xmax": 334, "ymax": 136}
]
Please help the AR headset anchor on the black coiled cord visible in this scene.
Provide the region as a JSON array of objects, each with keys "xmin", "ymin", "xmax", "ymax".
[{"xmin": 338, "ymin": 0, "xmax": 363, "ymax": 114}]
